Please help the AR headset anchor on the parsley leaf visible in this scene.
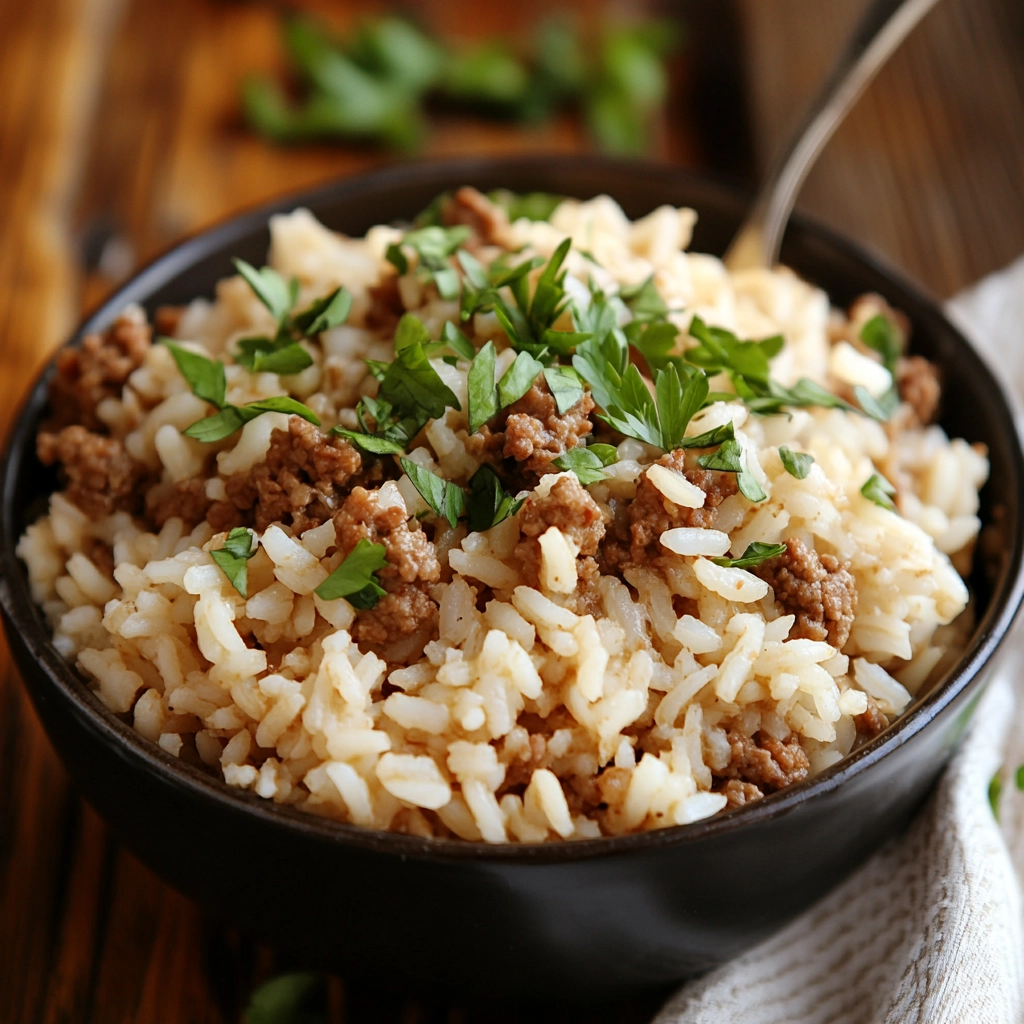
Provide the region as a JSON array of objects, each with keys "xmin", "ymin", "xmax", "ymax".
[
  {"xmin": 394, "ymin": 312, "xmax": 431, "ymax": 351},
  {"xmin": 468, "ymin": 340, "xmax": 499, "ymax": 433},
  {"xmin": 439, "ymin": 321, "xmax": 476, "ymax": 361},
  {"xmin": 330, "ymin": 428, "xmax": 405, "ymax": 455},
  {"xmin": 314, "ymin": 538, "xmax": 389, "ymax": 607},
  {"xmin": 619, "ymin": 276, "xmax": 668, "ymax": 321},
  {"xmin": 686, "ymin": 316, "xmax": 783, "ymax": 384},
  {"xmin": 379, "ymin": 328, "xmax": 461, "ymax": 427},
  {"xmin": 210, "ymin": 527, "xmax": 257, "ymax": 597},
  {"xmin": 291, "ymin": 285, "xmax": 352, "ymax": 335},
  {"xmin": 626, "ymin": 319, "xmax": 680, "ymax": 373},
  {"xmin": 860, "ymin": 313, "xmax": 903, "ymax": 374},
  {"xmin": 183, "ymin": 397, "xmax": 320, "ymax": 443},
  {"xmin": 250, "ymin": 343, "xmax": 314, "ymax": 376},
  {"xmin": 678, "ymin": 422, "xmax": 735, "ymax": 449},
  {"xmin": 553, "ymin": 443, "xmax": 617, "ymax": 484},
  {"xmin": 696, "ymin": 439, "xmax": 766, "ymax": 502},
  {"xmin": 233, "ymin": 258, "xmax": 298, "ymax": 325},
  {"xmin": 162, "ymin": 340, "xmax": 227, "ymax": 408},
  {"xmin": 487, "ymin": 190, "xmax": 564, "ymax": 222},
  {"xmin": 387, "ymin": 225, "xmax": 471, "ymax": 300},
  {"xmin": 466, "ymin": 465, "xmax": 524, "ymax": 532},
  {"xmin": 861, "ymin": 472, "xmax": 896, "ymax": 510},
  {"xmin": 498, "ymin": 351, "xmax": 544, "ymax": 408},
  {"xmin": 853, "ymin": 384, "xmax": 897, "ymax": 423},
  {"xmin": 542, "ymin": 365, "xmax": 584, "ymax": 414},
  {"xmin": 779, "ymin": 446, "xmax": 814, "ymax": 479},
  {"xmin": 711, "ymin": 542, "xmax": 787, "ymax": 570},
  {"xmin": 400, "ymin": 459, "xmax": 465, "ymax": 528}
]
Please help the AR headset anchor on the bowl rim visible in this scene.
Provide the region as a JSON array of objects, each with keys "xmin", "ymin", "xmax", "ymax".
[{"xmin": 3, "ymin": 153, "xmax": 1023, "ymax": 864}]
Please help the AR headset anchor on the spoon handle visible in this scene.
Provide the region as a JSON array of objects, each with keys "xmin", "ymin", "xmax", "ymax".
[{"xmin": 725, "ymin": 0, "xmax": 943, "ymax": 270}]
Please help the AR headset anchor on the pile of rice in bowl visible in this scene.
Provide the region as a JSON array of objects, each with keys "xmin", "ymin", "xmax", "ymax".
[{"xmin": 18, "ymin": 188, "xmax": 987, "ymax": 843}]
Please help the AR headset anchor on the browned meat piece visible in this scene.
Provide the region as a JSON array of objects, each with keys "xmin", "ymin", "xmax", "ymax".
[
  {"xmin": 854, "ymin": 692, "xmax": 890, "ymax": 739},
  {"xmin": 720, "ymin": 779, "xmax": 764, "ymax": 808},
  {"xmin": 47, "ymin": 313, "xmax": 151, "ymax": 430},
  {"xmin": 513, "ymin": 474, "xmax": 607, "ymax": 590},
  {"xmin": 37, "ymin": 426, "xmax": 148, "ymax": 519},
  {"xmin": 718, "ymin": 730, "xmax": 810, "ymax": 792},
  {"xmin": 753, "ymin": 537, "xmax": 857, "ymax": 650},
  {"xmin": 154, "ymin": 306, "xmax": 185, "ymax": 337},
  {"xmin": 333, "ymin": 485, "xmax": 441, "ymax": 650},
  {"xmin": 364, "ymin": 273, "xmax": 405, "ymax": 332},
  {"xmin": 82, "ymin": 537, "xmax": 115, "ymax": 578},
  {"xmin": 517, "ymin": 474, "xmax": 606, "ymax": 554},
  {"xmin": 334, "ymin": 485, "xmax": 440, "ymax": 585},
  {"xmin": 147, "ymin": 477, "xmax": 211, "ymax": 530},
  {"xmin": 500, "ymin": 733, "xmax": 550, "ymax": 791},
  {"xmin": 897, "ymin": 355, "xmax": 940, "ymax": 426},
  {"xmin": 441, "ymin": 186, "xmax": 509, "ymax": 246},
  {"xmin": 622, "ymin": 452, "xmax": 739, "ymax": 564},
  {"xmin": 350, "ymin": 583, "xmax": 438, "ymax": 648},
  {"xmin": 466, "ymin": 378, "xmax": 595, "ymax": 476},
  {"xmin": 207, "ymin": 416, "xmax": 362, "ymax": 534}
]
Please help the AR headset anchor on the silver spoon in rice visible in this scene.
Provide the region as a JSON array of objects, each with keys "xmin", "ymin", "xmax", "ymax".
[{"xmin": 725, "ymin": 0, "xmax": 943, "ymax": 271}]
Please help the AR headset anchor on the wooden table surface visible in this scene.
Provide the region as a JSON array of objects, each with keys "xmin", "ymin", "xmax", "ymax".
[{"xmin": 2, "ymin": 0, "xmax": 1023, "ymax": 1020}]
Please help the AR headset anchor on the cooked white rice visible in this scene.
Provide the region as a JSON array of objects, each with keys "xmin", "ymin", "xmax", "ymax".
[{"xmin": 17, "ymin": 191, "xmax": 986, "ymax": 842}]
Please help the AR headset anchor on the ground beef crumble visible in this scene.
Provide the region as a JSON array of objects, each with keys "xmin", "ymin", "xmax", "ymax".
[
  {"xmin": 148, "ymin": 477, "xmax": 212, "ymax": 530},
  {"xmin": 896, "ymin": 355, "xmax": 940, "ymax": 426},
  {"xmin": 466, "ymin": 376, "xmax": 595, "ymax": 477},
  {"xmin": 607, "ymin": 451, "xmax": 738, "ymax": 566},
  {"xmin": 513, "ymin": 474, "xmax": 606, "ymax": 592},
  {"xmin": 333, "ymin": 485, "xmax": 441, "ymax": 648},
  {"xmin": 47, "ymin": 313, "xmax": 151, "ymax": 431},
  {"xmin": 854, "ymin": 691, "xmax": 890, "ymax": 739},
  {"xmin": 441, "ymin": 186, "xmax": 510, "ymax": 247},
  {"xmin": 717, "ymin": 729, "xmax": 810, "ymax": 793},
  {"xmin": 719, "ymin": 779, "xmax": 764, "ymax": 808},
  {"xmin": 753, "ymin": 537, "xmax": 857, "ymax": 650},
  {"xmin": 206, "ymin": 416, "xmax": 362, "ymax": 534},
  {"xmin": 37, "ymin": 426, "xmax": 149, "ymax": 519}
]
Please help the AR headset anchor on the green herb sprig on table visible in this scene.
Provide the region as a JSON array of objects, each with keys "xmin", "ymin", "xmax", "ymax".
[{"xmin": 243, "ymin": 14, "xmax": 680, "ymax": 157}]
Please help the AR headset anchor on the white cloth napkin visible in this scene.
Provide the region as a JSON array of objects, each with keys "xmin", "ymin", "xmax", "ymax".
[{"xmin": 656, "ymin": 259, "xmax": 1024, "ymax": 1024}]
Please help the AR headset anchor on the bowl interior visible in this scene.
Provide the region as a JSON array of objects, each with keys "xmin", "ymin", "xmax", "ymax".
[{"xmin": 3, "ymin": 155, "xmax": 1023, "ymax": 860}]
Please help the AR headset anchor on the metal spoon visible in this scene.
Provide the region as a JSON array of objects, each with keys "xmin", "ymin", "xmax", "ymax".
[{"xmin": 725, "ymin": 0, "xmax": 943, "ymax": 270}]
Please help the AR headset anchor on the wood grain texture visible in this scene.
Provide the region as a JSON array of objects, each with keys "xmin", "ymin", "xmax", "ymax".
[{"xmin": 737, "ymin": 0, "xmax": 1024, "ymax": 297}]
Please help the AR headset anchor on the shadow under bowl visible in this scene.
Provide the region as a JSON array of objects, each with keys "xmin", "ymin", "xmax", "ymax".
[{"xmin": 2, "ymin": 155, "xmax": 1023, "ymax": 998}]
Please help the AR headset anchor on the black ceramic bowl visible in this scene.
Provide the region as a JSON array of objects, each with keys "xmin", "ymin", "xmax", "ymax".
[{"xmin": 2, "ymin": 156, "xmax": 1023, "ymax": 998}]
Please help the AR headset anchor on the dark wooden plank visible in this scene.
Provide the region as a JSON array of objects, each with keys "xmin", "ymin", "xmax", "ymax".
[{"xmin": 736, "ymin": 0, "xmax": 1024, "ymax": 296}]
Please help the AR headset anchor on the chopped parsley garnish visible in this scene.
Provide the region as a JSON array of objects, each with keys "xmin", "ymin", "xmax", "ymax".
[
  {"xmin": 386, "ymin": 225, "xmax": 471, "ymax": 300},
  {"xmin": 329, "ymin": 428, "xmax": 405, "ymax": 456},
  {"xmin": 314, "ymin": 538, "xmax": 389, "ymax": 608},
  {"xmin": 553, "ymin": 443, "xmax": 618, "ymax": 485},
  {"xmin": 1016, "ymin": 765, "xmax": 1024, "ymax": 791},
  {"xmin": 231, "ymin": 261, "xmax": 352, "ymax": 376},
  {"xmin": 856, "ymin": 313, "xmax": 903, "ymax": 420},
  {"xmin": 679, "ymin": 422, "xmax": 736, "ymax": 449},
  {"xmin": 468, "ymin": 341, "xmax": 499, "ymax": 434},
  {"xmin": 696, "ymin": 439, "xmax": 766, "ymax": 502},
  {"xmin": 210, "ymin": 528, "xmax": 257, "ymax": 597},
  {"xmin": 711, "ymin": 542, "xmax": 786, "ymax": 570},
  {"xmin": 619, "ymin": 276, "xmax": 669, "ymax": 321},
  {"xmin": 861, "ymin": 472, "xmax": 897, "ymax": 511},
  {"xmin": 487, "ymin": 190, "xmax": 564, "ymax": 222},
  {"xmin": 466, "ymin": 465, "xmax": 524, "ymax": 533},
  {"xmin": 497, "ymin": 351, "xmax": 545, "ymax": 409},
  {"xmin": 542, "ymin": 365, "xmax": 584, "ymax": 414},
  {"xmin": 233, "ymin": 259, "xmax": 298, "ymax": 325},
  {"xmin": 164, "ymin": 341, "xmax": 226, "ymax": 407},
  {"xmin": 163, "ymin": 340, "xmax": 321, "ymax": 442},
  {"xmin": 779, "ymin": 446, "xmax": 814, "ymax": 479},
  {"xmin": 400, "ymin": 459, "xmax": 466, "ymax": 528},
  {"xmin": 686, "ymin": 316, "xmax": 783, "ymax": 384}
]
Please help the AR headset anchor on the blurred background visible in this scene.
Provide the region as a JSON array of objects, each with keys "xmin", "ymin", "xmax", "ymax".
[{"xmin": 2, "ymin": 0, "xmax": 1024, "ymax": 1021}]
